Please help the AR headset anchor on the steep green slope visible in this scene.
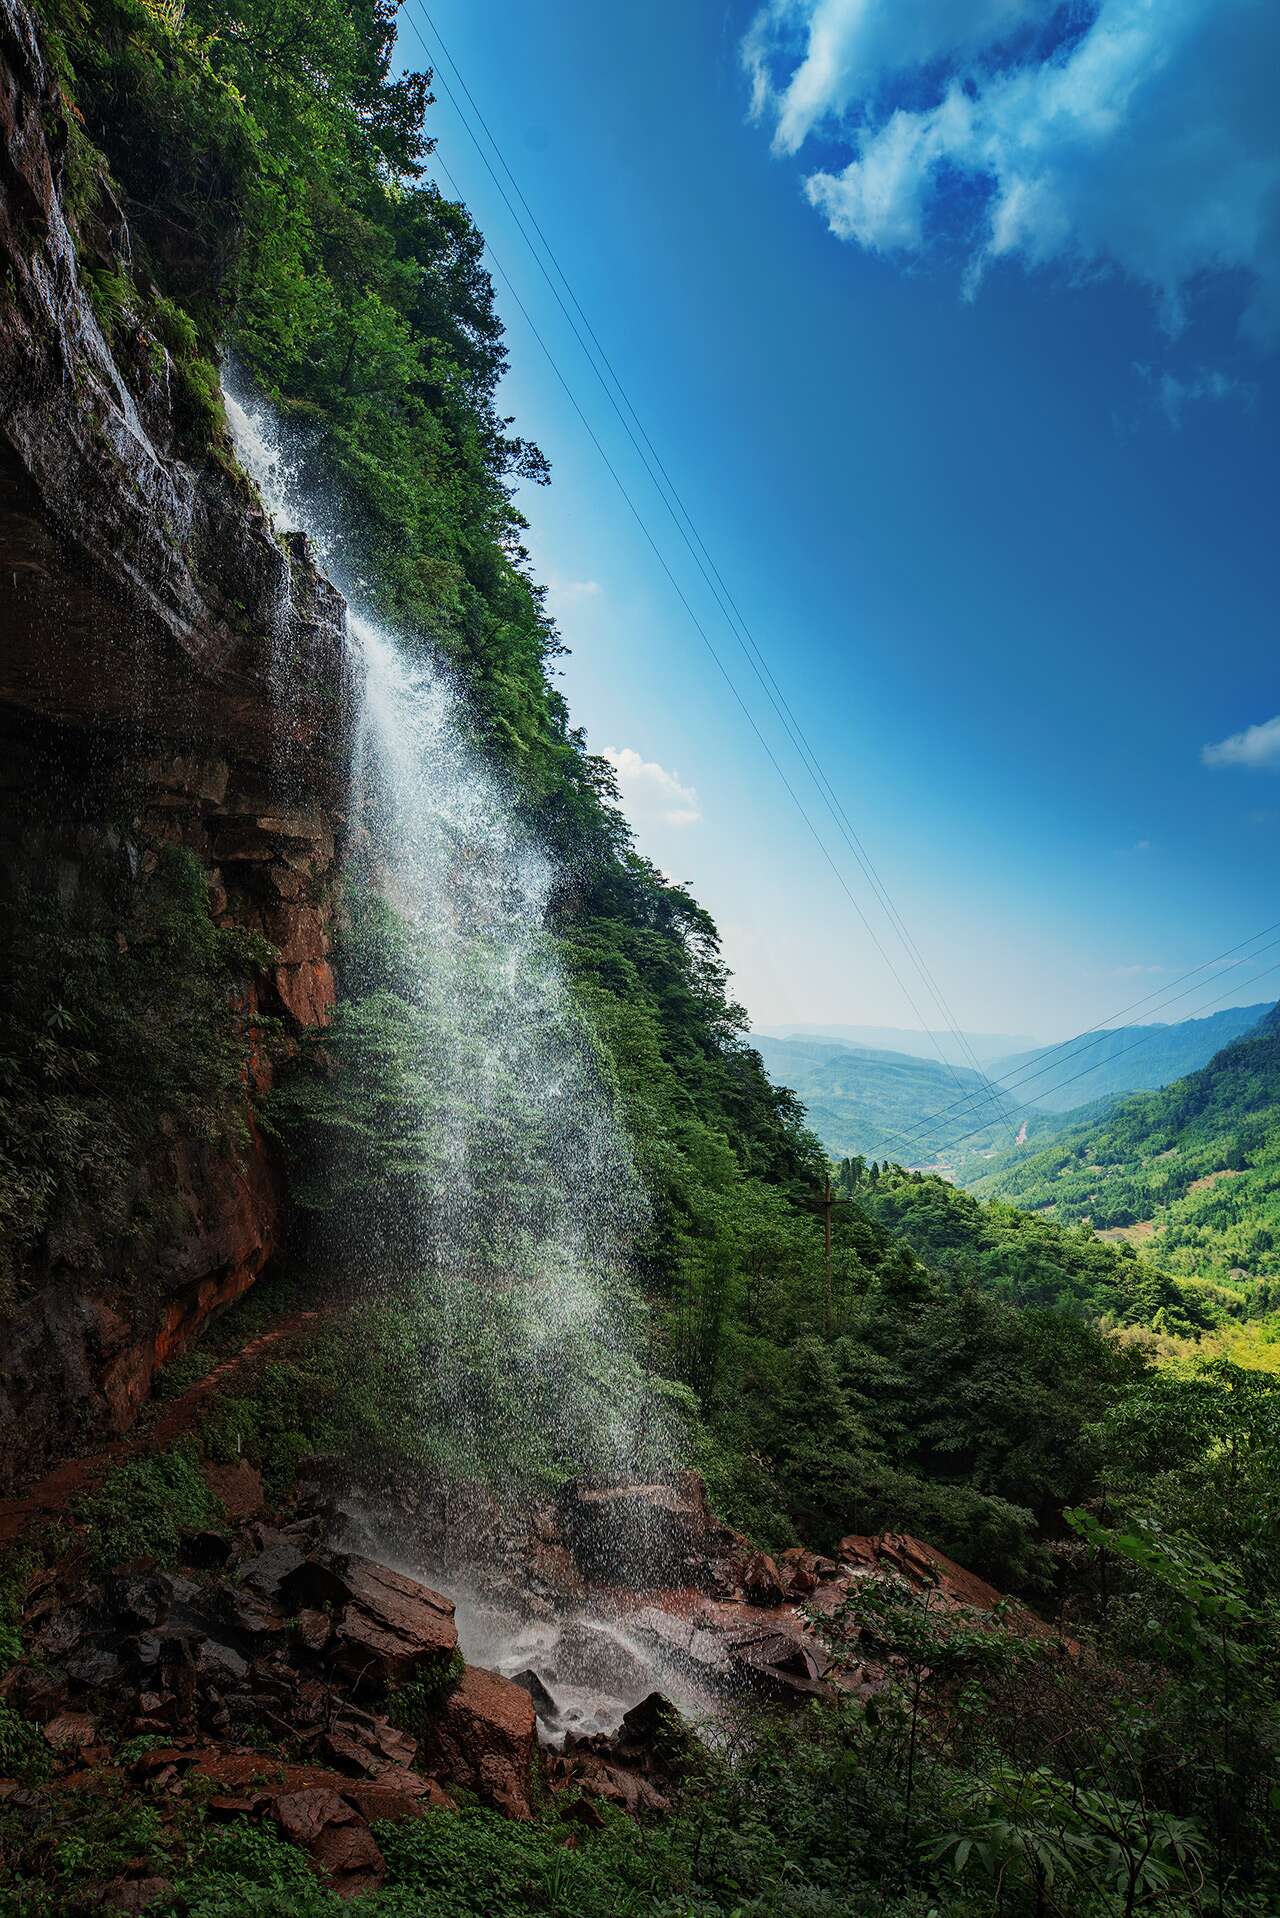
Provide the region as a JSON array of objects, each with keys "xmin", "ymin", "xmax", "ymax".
[
  {"xmin": 842, "ymin": 1160, "xmax": 1214, "ymax": 1334},
  {"xmin": 27, "ymin": 0, "xmax": 1150, "ymax": 1583},
  {"xmin": 754, "ymin": 1033, "xmax": 1025, "ymax": 1162},
  {"xmin": 986, "ymin": 1001, "xmax": 1270, "ymax": 1113},
  {"xmin": 970, "ymin": 1006, "xmax": 1280, "ymax": 1297}
]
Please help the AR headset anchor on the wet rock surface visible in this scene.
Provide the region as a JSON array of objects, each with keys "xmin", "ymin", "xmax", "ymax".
[
  {"xmin": 417, "ymin": 1666, "xmax": 538, "ymax": 1820},
  {"xmin": 0, "ymin": 0, "xmax": 354, "ymax": 1492},
  {"xmin": 0, "ymin": 1459, "xmax": 1064, "ymax": 1895}
]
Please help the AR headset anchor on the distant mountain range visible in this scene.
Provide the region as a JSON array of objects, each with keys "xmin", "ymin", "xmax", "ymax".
[
  {"xmin": 754, "ymin": 1002, "xmax": 1274, "ymax": 1171},
  {"xmin": 758, "ymin": 1023, "xmax": 1036, "ymax": 1065},
  {"xmin": 751, "ymin": 1034, "xmax": 1027, "ymax": 1165},
  {"xmin": 985, "ymin": 1003, "xmax": 1272, "ymax": 1112},
  {"xmin": 969, "ymin": 1004, "xmax": 1280, "ymax": 1294}
]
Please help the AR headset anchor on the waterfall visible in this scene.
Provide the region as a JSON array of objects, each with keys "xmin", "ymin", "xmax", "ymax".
[{"xmin": 224, "ymin": 383, "xmax": 674, "ymax": 1502}]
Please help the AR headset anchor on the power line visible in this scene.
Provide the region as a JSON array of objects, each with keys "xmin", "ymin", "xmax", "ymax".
[
  {"xmin": 398, "ymin": 2, "xmax": 1016, "ymax": 1144},
  {"xmin": 412, "ymin": 2, "xmax": 1014, "ymax": 1141},
  {"xmin": 901, "ymin": 953, "xmax": 1280, "ymax": 1168},
  {"xmin": 893, "ymin": 920, "xmax": 1280, "ymax": 1151}
]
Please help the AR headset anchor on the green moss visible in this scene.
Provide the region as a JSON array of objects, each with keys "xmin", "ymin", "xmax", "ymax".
[
  {"xmin": 84, "ymin": 263, "xmax": 134, "ymax": 336},
  {"xmin": 0, "ymin": 840, "xmax": 277, "ymax": 1291}
]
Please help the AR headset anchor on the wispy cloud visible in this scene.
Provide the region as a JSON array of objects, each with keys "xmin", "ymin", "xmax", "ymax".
[
  {"xmin": 1117, "ymin": 838, "xmax": 1151, "ymax": 856},
  {"xmin": 744, "ymin": 0, "xmax": 1280, "ymax": 346},
  {"xmin": 1202, "ymin": 715, "xmax": 1280, "ymax": 772},
  {"xmin": 1112, "ymin": 962, "xmax": 1165, "ymax": 978},
  {"xmin": 602, "ymin": 746, "xmax": 702, "ymax": 828},
  {"xmin": 544, "ymin": 575, "xmax": 601, "ymax": 622},
  {"xmin": 1139, "ymin": 364, "xmax": 1258, "ymax": 428}
]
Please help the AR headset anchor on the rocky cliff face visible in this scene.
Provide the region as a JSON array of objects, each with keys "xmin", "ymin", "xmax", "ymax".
[{"xmin": 0, "ymin": 0, "xmax": 353, "ymax": 1488}]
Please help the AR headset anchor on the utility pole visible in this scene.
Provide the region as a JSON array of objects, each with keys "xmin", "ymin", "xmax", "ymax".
[{"xmin": 823, "ymin": 1175, "xmax": 833, "ymax": 1338}]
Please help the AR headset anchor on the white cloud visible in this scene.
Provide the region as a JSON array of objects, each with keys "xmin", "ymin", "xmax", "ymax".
[
  {"xmin": 1111, "ymin": 962, "xmax": 1164, "ymax": 977},
  {"xmin": 1142, "ymin": 364, "xmax": 1257, "ymax": 427},
  {"xmin": 1116, "ymin": 837, "xmax": 1151, "ymax": 856},
  {"xmin": 1202, "ymin": 714, "xmax": 1280, "ymax": 772},
  {"xmin": 745, "ymin": 0, "xmax": 1280, "ymax": 346},
  {"xmin": 602, "ymin": 746, "xmax": 702, "ymax": 828},
  {"xmin": 544, "ymin": 575, "xmax": 601, "ymax": 622}
]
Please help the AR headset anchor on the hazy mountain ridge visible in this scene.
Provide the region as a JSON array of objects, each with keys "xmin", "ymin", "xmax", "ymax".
[
  {"xmin": 753, "ymin": 1033, "xmax": 1029, "ymax": 1163},
  {"xmin": 986, "ymin": 1002, "xmax": 1272, "ymax": 1113},
  {"xmin": 759, "ymin": 1022, "xmax": 1035, "ymax": 1064}
]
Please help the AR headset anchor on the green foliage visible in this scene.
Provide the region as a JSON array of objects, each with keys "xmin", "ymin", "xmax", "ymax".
[
  {"xmin": 76, "ymin": 1439, "xmax": 225, "ymax": 1572},
  {"xmin": 84, "ymin": 263, "xmax": 136, "ymax": 335},
  {"xmin": 859, "ymin": 1162, "xmax": 1213, "ymax": 1334},
  {"xmin": 0, "ymin": 1698, "xmax": 52, "ymax": 1783},
  {"xmin": 385, "ymin": 1653, "xmax": 466, "ymax": 1738},
  {"xmin": 20, "ymin": 7, "xmax": 1280, "ymax": 1910},
  {"xmin": 927, "ymin": 1767, "xmax": 1203, "ymax": 1916},
  {"xmin": 972, "ymin": 1009, "xmax": 1280, "ymax": 1292}
]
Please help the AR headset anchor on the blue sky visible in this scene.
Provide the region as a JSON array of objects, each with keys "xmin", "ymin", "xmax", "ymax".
[{"xmin": 397, "ymin": 0, "xmax": 1279, "ymax": 1044}]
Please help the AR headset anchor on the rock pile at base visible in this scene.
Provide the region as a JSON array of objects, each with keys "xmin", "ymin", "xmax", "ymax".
[{"xmin": 0, "ymin": 1462, "xmax": 1062, "ymax": 1900}]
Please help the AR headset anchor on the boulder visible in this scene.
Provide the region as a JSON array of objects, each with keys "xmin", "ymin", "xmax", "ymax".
[
  {"xmin": 417, "ymin": 1666, "xmax": 536, "ymax": 1820},
  {"xmin": 202, "ymin": 1460, "xmax": 264, "ymax": 1520},
  {"xmin": 741, "ymin": 1552, "xmax": 786, "ymax": 1606},
  {"xmin": 551, "ymin": 1750, "xmax": 670, "ymax": 1816},
  {"xmin": 320, "ymin": 1706, "xmax": 418, "ymax": 1778},
  {"xmin": 313, "ymin": 1556, "xmax": 458, "ymax": 1690},
  {"xmin": 508, "ymin": 1667, "xmax": 559, "ymax": 1718},
  {"xmin": 240, "ymin": 1538, "xmax": 308, "ymax": 1600},
  {"xmin": 42, "ymin": 1711, "xmax": 97, "ymax": 1752},
  {"xmin": 345, "ymin": 1776, "xmax": 452, "ymax": 1821},
  {"xmin": 273, "ymin": 1787, "xmax": 385, "ymax": 1896},
  {"xmin": 558, "ymin": 1471, "xmax": 721, "ymax": 1584},
  {"xmin": 836, "ymin": 1533, "xmax": 1059, "ymax": 1641},
  {"xmin": 294, "ymin": 1608, "xmax": 332, "ymax": 1655}
]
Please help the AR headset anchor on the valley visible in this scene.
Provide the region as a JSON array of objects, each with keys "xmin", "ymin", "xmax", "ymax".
[{"xmin": 0, "ymin": 2, "xmax": 1276, "ymax": 1915}]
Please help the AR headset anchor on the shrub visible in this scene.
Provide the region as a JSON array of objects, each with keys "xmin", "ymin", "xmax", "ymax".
[{"xmin": 76, "ymin": 1441, "xmax": 225, "ymax": 1571}]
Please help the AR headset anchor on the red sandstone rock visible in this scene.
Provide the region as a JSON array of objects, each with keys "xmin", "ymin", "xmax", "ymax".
[
  {"xmin": 273, "ymin": 1788, "xmax": 385, "ymax": 1896},
  {"xmin": 275, "ymin": 959, "xmax": 336, "ymax": 1028},
  {"xmin": 418, "ymin": 1666, "xmax": 537, "ymax": 1820},
  {"xmin": 295, "ymin": 1607, "xmax": 332, "ymax": 1654},
  {"xmin": 202, "ymin": 1460, "xmax": 265, "ymax": 1520},
  {"xmin": 42, "ymin": 1711, "xmax": 96, "ymax": 1752},
  {"xmin": 836, "ymin": 1533, "xmax": 1058, "ymax": 1639},
  {"xmin": 345, "ymin": 1776, "xmax": 451, "ymax": 1821},
  {"xmin": 553, "ymin": 1750, "xmax": 671, "ymax": 1816},
  {"xmin": 314, "ymin": 1556, "xmax": 457, "ymax": 1689},
  {"xmin": 741, "ymin": 1551, "xmax": 786, "ymax": 1605},
  {"xmin": 0, "ymin": 0, "xmax": 351, "ymax": 1496}
]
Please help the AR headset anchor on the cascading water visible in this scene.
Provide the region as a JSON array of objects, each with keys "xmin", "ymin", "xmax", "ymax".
[
  {"xmin": 225, "ymin": 383, "xmax": 702, "ymax": 1738},
  {"xmin": 348, "ymin": 606, "xmax": 671, "ymax": 1481}
]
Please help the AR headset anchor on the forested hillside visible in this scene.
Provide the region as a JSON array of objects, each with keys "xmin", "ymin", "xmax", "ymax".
[
  {"xmin": 842, "ymin": 1160, "xmax": 1216, "ymax": 1334},
  {"xmin": 986, "ymin": 1002, "xmax": 1270, "ymax": 1112},
  {"xmin": 972, "ymin": 1007, "xmax": 1280, "ymax": 1300},
  {"xmin": 1, "ymin": 2, "xmax": 1278, "ymax": 1914}
]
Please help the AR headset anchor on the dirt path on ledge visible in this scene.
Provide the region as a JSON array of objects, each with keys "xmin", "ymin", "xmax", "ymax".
[{"xmin": 0, "ymin": 1306, "xmax": 335, "ymax": 1548}]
